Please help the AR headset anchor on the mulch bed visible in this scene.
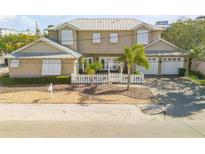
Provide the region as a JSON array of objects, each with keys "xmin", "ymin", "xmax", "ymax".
[
  {"xmin": 0, "ymin": 84, "xmax": 154, "ymax": 100},
  {"xmin": 65, "ymin": 84, "xmax": 154, "ymax": 99}
]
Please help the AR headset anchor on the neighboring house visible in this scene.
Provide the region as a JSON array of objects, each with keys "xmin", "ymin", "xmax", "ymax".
[
  {"xmin": 19, "ymin": 29, "xmax": 36, "ymax": 35},
  {"xmin": 0, "ymin": 27, "xmax": 18, "ymax": 37},
  {"xmin": 155, "ymin": 21, "xmax": 170, "ymax": 28},
  {"xmin": 6, "ymin": 18, "xmax": 188, "ymax": 78}
]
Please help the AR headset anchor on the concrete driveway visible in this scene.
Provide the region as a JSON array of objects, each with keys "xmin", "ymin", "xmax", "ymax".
[{"xmin": 144, "ymin": 77, "xmax": 205, "ymax": 117}]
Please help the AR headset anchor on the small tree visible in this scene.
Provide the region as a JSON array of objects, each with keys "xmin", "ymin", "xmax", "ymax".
[
  {"xmin": 117, "ymin": 44, "xmax": 149, "ymax": 90},
  {"xmin": 85, "ymin": 61, "xmax": 103, "ymax": 74}
]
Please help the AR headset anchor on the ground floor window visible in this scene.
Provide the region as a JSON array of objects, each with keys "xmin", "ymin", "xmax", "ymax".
[
  {"xmin": 99, "ymin": 57, "xmax": 120, "ymax": 71},
  {"xmin": 84, "ymin": 57, "xmax": 93, "ymax": 64},
  {"xmin": 10, "ymin": 59, "xmax": 20, "ymax": 68},
  {"xmin": 41, "ymin": 59, "xmax": 62, "ymax": 76}
]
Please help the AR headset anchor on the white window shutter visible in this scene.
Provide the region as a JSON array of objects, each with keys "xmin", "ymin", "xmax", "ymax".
[
  {"xmin": 110, "ymin": 33, "xmax": 118, "ymax": 43},
  {"xmin": 93, "ymin": 33, "xmax": 101, "ymax": 43},
  {"xmin": 137, "ymin": 30, "xmax": 148, "ymax": 44},
  {"xmin": 42, "ymin": 59, "xmax": 61, "ymax": 76},
  {"xmin": 61, "ymin": 30, "xmax": 73, "ymax": 45}
]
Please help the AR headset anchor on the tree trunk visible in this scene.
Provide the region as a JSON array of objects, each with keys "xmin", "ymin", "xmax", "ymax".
[
  {"xmin": 127, "ymin": 65, "xmax": 131, "ymax": 91},
  {"xmin": 188, "ymin": 57, "xmax": 193, "ymax": 71}
]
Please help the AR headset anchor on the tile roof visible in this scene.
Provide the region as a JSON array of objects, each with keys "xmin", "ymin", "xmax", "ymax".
[{"xmin": 47, "ymin": 18, "xmax": 162, "ymax": 31}]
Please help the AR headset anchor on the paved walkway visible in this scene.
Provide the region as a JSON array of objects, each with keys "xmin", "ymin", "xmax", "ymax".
[{"xmin": 0, "ymin": 104, "xmax": 205, "ymax": 137}]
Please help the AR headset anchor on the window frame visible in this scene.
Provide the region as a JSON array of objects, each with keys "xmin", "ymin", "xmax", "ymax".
[
  {"xmin": 10, "ymin": 59, "xmax": 20, "ymax": 68},
  {"xmin": 61, "ymin": 30, "xmax": 73, "ymax": 45},
  {"xmin": 110, "ymin": 33, "xmax": 118, "ymax": 43},
  {"xmin": 137, "ymin": 30, "xmax": 149, "ymax": 45},
  {"xmin": 92, "ymin": 32, "xmax": 101, "ymax": 43}
]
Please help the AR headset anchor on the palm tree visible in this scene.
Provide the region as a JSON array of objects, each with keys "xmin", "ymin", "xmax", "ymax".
[{"xmin": 117, "ymin": 44, "xmax": 149, "ymax": 90}]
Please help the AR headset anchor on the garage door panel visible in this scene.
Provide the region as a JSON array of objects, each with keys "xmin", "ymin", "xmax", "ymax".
[
  {"xmin": 138, "ymin": 57, "xmax": 159, "ymax": 75},
  {"xmin": 161, "ymin": 57, "xmax": 184, "ymax": 75}
]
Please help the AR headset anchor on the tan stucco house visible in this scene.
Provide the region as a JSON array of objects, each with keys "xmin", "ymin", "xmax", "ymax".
[{"xmin": 7, "ymin": 18, "xmax": 188, "ymax": 77}]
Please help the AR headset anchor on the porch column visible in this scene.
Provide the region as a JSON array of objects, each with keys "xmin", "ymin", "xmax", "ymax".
[
  {"xmin": 120, "ymin": 62, "xmax": 123, "ymax": 74},
  {"xmin": 108, "ymin": 61, "xmax": 110, "ymax": 74},
  {"xmin": 74, "ymin": 60, "xmax": 78, "ymax": 75},
  {"xmin": 82, "ymin": 62, "xmax": 85, "ymax": 73}
]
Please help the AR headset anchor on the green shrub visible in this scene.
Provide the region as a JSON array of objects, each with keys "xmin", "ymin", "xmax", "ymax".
[
  {"xmin": 134, "ymin": 70, "xmax": 142, "ymax": 75},
  {"xmin": 188, "ymin": 70, "xmax": 205, "ymax": 80},
  {"xmin": 187, "ymin": 70, "xmax": 205, "ymax": 85},
  {"xmin": 199, "ymin": 80, "xmax": 205, "ymax": 85},
  {"xmin": 0, "ymin": 75, "xmax": 70, "ymax": 85},
  {"xmin": 85, "ymin": 68, "xmax": 96, "ymax": 74},
  {"xmin": 85, "ymin": 61, "xmax": 103, "ymax": 74}
]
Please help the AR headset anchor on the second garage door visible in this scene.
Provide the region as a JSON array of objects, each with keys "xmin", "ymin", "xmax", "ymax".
[
  {"xmin": 138, "ymin": 57, "xmax": 159, "ymax": 75},
  {"xmin": 161, "ymin": 57, "xmax": 184, "ymax": 75}
]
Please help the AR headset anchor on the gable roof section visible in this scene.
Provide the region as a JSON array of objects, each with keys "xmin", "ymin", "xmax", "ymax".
[
  {"xmin": 145, "ymin": 38, "xmax": 180, "ymax": 51},
  {"xmin": 46, "ymin": 22, "xmax": 81, "ymax": 31},
  {"xmin": 132, "ymin": 22, "xmax": 164, "ymax": 31},
  {"xmin": 47, "ymin": 18, "xmax": 163, "ymax": 31},
  {"xmin": 10, "ymin": 37, "xmax": 81, "ymax": 58}
]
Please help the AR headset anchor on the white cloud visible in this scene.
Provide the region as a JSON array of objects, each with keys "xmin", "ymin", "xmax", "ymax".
[
  {"xmin": 0, "ymin": 15, "xmax": 36, "ymax": 30},
  {"xmin": 18, "ymin": 15, "xmax": 35, "ymax": 29},
  {"xmin": 0, "ymin": 15, "xmax": 16, "ymax": 21}
]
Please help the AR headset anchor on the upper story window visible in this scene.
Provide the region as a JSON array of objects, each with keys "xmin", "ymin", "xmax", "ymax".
[
  {"xmin": 137, "ymin": 30, "xmax": 148, "ymax": 44},
  {"xmin": 92, "ymin": 33, "xmax": 101, "ymax": 43},
  {"xmin": 110, "ymin": 33, "xmax": 118, "ymax": 43},
  {"xmin": 61, "ymin": 30, "xmax": 73, "ymax": 45}
]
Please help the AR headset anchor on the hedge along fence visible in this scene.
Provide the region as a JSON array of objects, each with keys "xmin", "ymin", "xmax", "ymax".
[{"xmin": 0, "ymin": 75, "xmax": 71, "ymax": 85}]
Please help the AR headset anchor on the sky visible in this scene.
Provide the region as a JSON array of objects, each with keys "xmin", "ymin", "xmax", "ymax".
[{"xmin": 0, "ymin": 15, "xmax": 198, "ymax": 32}]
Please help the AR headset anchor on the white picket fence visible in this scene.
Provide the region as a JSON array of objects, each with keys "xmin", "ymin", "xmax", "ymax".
[{"xmin": 71, "ymin": 73, "xmax": 144, "ymax": 84}]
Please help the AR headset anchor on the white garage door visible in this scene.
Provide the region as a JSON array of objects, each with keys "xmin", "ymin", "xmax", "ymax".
[
  {"xmin": 41, "ymin": 59, "xmax": 62, "ymax": 76},
  {"xmin": 138, "ymin": 57, "xmax": 159, "ymax": 75},
  {"xmin": 161, "ymin": 57, "xmax": 184, "ymax": 75}
]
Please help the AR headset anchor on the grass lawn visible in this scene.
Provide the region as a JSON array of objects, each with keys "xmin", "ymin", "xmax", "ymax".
[
  {"xmin": 0, "ymin": 75, "xmax": 70, "ymax": 85},
  {"xmin": 0, "ymin": 84, "xmax": 155, "ymax": 104}
]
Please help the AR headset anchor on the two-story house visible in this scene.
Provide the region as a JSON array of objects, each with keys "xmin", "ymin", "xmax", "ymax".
[{"xmin": 7, "ymin": 18, "xmax": 188, "ymax": 77}]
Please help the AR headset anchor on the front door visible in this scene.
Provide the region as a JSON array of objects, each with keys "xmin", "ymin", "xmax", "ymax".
[{"xmin": 99, "ymin": 57, "xmax": 119, "ymax": 71}]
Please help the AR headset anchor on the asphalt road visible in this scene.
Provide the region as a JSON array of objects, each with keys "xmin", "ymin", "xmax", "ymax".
[{"xmin": 0, "ymin": 104, "xmax": 204, "ymax": 137}]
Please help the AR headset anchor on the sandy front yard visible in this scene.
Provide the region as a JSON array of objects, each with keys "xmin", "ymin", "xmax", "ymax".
[{"xmin": 0, "ymin": 84, "xmax": 155, "ymax": 104}]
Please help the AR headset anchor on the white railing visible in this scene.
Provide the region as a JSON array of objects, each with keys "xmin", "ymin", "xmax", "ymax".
[{"xmin": 71, "ymin": 73, "xmax": 144, "ymax": 84}]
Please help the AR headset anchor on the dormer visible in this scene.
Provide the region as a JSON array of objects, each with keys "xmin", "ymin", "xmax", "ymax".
[
  {"xmin": 133, "ymin": 23, "xmax": 163, "ymax": 45},
  {"xmin": 46, "ymin": 23, "xmax": 80, "ymax": 51}
]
